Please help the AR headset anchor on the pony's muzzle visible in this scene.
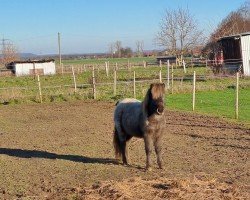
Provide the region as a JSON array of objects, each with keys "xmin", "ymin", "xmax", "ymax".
[{"xmin": 156, "ymin": 107, "xmax": 164, "ymax": 115}]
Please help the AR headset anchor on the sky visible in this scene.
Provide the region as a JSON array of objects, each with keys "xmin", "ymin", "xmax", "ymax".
[{"xmin": 0, "ymin": 0, "xmax": 247, "ymax": 55}]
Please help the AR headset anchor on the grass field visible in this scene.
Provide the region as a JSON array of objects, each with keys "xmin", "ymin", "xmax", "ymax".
[
  {"xmin": 166, "ymin": 88, "xmax": 250, "ymax": 126},
  {"xmin": 0, "ymin": 57, "xmax": 250, "ymax": 126}
]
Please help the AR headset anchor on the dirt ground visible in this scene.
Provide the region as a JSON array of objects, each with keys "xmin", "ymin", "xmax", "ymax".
[{"xmin": 0, "ymin": 100, "xmax": 249, "ymax": 199}]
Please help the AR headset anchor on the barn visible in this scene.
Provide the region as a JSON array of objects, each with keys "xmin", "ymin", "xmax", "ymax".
[
  {"xmin": 218, "ymin": 32, "xmax": 250, "ymax": 76},
  {"xmin": 6, "ymin": 59, "xmax": 56, "ymax": 77}
]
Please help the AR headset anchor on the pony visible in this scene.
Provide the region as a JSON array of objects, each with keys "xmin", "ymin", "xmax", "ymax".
[{"xmin": 113, "ymin": 83, "xmax": 166, "ymax": 170}]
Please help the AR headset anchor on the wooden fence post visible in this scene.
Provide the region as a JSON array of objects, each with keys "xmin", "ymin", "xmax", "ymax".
[
  {"xmin": 159, "ymin": 70, "xmax": 162, "ymax": 83},
  {"xmin": 235, "ymin": 72, "xmax": 239, "ymax": 119},
  {"xmin": 61, "ymin": 63, "xmax": 64, "ymax": 74},
  {"xmin": 183, "ymin": 60, "xmax": 186, "ymax": 73},
  {"xmin": 92, "ymin": 67, "xmax": 96, "ymax": 99},
  {"xmin": 143, "ymin": 60, "xmax": 146, "ymax": 68},
  {"xmin": 114, "ymin": 69, "xmax": 117, "ymax": 96},
  {"xmin": 160, "ymin": 60, "xmax": 162, "ymax": 70},
  {"xmin": 71, "ymin": 66, "xmax": 77, "ymax": 93},
  {"xmin": 37, "ymin": 75, "xmax": 42, "ymax": 103},
  {"xmin": 171, "ymin": 65, "xmax": 174, "ymax": 94},
  {"xmin": 84, "ymin": 64, "xmax": 86, "ymax": 72},
  {"xmin": 105, "ymin": 62, "xmax": 109, "ymax": 77},
  {"xmin": 133, "ymin": 71, "xmax": 136, "ymax": 98},
  {"xmin": 167, "ymin": 60, "xmax": 170, "ymax": 89},
  {"xmin": 192, "ymin": 71, "xmax": 196, "ymax": 111}
]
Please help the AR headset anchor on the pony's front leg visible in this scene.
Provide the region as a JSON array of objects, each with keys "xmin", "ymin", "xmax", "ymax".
[
  {"xmin": 144, "ymin": 133, "xmax": 153, "ymax": 171},
  {"xmin": 154, "ymin": 136, "xmax": 164, "ymax": 169}
]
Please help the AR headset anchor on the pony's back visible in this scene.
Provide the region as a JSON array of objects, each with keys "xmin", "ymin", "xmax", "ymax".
[{"xmin": 114, "ymin": 98, "xmax": 144, "ymax": 138}]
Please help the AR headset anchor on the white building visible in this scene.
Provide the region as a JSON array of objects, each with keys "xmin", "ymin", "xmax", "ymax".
[{"xmin": 7, "ymin": 59, "xmax": 56, "ymax": 76}]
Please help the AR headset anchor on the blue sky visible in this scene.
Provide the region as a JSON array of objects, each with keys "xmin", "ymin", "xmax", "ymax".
[{"xmin": 0, "ymin": 0, "xmax": 247, "ymax": 54}]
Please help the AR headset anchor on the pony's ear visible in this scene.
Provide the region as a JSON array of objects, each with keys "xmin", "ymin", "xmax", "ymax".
[{"xmin": 150, "ymin": 83, "xmax": 154, "ymax": 89}]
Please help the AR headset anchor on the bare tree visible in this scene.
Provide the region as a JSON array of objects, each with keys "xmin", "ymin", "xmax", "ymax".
[
  {"xmin": 135, "ymin": 40, "xmax": 144, "ymax": 57},
  {"xmin": 114, "ymin": 41, "xmax": 122, "ymax": 58},
  {"xmin": 203, "ymin": 1, "xmax": 250, "ymax": 56},
  {"xmin": 156, "ymin": 7, "xmax": 203, "ymax": 57},
  {"xmin": 108, "ymin": 43, "xmax": 115, "ymax": 58},
  {"xmin": 1, "ymin": 43, "xmax": 19, "ymax": 65}
]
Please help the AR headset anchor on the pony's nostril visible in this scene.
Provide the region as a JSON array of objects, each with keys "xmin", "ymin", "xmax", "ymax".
[{"xmin": 157, "ymin": 108, "xmax": 164, "ymax": 115}]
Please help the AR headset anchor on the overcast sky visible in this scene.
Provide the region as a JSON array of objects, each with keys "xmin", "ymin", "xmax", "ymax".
[{"xmin": 0, "ymin": 0, "xmax": 247, "ymax": 54}]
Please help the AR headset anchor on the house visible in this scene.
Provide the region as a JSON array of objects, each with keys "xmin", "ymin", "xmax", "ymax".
[
  {"xmin": 218, "ymin": 32, "xmax": 250, "ymax": 76},
  {"xmin": 6, "ymin": 59, "xmax": 56, "ymax": 77}
]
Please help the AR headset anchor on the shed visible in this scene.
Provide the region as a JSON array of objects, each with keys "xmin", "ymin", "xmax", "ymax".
[
  {"xmin": 156, "ymin": 56, "xmax": 176, "ymax": 64},
  {"xmin": 218, "ymin": 32, "xmax": 250, "ymax": 76},
  {"xmin": 6, "ymin": 59, "xmax": 56, "ymax": 77}
]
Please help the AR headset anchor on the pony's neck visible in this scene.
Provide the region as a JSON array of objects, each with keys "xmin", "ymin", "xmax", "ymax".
[{"xmin": 142, "ymin": 89, "xmax": 150, "ymax": 117}]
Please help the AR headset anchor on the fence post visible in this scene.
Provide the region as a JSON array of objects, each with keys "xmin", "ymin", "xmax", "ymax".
[
  {"xmin": 167, "ymin": 60, "xmax": 170, "ymax": 89},
  {"xmin": 183, "ymin": 60, "xmax": 186, "ymax": 73},
  {"xmin": 235, "ymin": 72, "xmax": 239, "ymax": 119},
  {"xmin": 171, "ymin": 65, "xmax": 174, "ymax": 94},
  {"xmin": 71, "ymin": 66, "xmax": 77, "ymax": 93},
  {"xmin": 37, "ymin": 75, "xmax": 42, "ymax": 103},
  {"xmin": 83, "ymin": 64, "xmax": 86, "ymax": 72},
  {"xmin": 92, "ymin": 67, "xmax": 96, "ymax": 99},
  {"xmin": 133, "ymin": 71, "xmax": 136, "ymax": 98},
  {"xmin": 61, "ymin": 63, "xmax": 64, "ymax": 74},
  {"xmin": 143, "ymin": 60, "xmax": 146, "ymax": 68},
  {"xmin": 192, "ymin": 71, "xmax": 196, "ymax": 111},
  {"xmin": 159, "ymin": 70, "xmax": 162, "ymax": 83},
  {"xmin": 160, "ymin": 60, "xmax": 162, "ymax": 70},
  {"xmin": 114, "ymin": 69, "xmax": 117, "ymax": 96},
  {"xmin": 105, "ymin": 62, "xmax": 109, "ymax": 77}
]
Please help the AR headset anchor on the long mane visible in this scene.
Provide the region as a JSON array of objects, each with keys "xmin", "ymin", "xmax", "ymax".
[{"xmin": 142, "ymin": 83, "xmax": 165, "ymax": 116}]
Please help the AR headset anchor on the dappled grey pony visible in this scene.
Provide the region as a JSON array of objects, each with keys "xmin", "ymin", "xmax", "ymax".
[{"xmin": 113, "ymin": 83, "xmax": 166, "ymax": 170}]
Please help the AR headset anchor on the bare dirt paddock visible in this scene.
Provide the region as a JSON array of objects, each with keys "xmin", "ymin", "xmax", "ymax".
[{"xmin": 0, "ymin": 101, "xmax": 249, "ymax": 199}]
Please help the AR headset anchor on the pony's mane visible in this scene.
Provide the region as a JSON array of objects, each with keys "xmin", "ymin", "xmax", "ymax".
[{"xmin": 142, "ymin": 83, "xmax": 165, "ymax": 115}]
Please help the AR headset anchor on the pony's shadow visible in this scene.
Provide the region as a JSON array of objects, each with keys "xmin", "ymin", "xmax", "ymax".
[
  {"xmin": 0, "ymin": 147, "xmax": 145, "ymax": 170},
  {"xmin": 0, "ymin": 147, "xmax": 118, "ymax": 165}
]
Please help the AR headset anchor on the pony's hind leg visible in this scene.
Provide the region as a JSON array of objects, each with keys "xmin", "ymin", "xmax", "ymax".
[
  {"xmin": 113, "ymin": 124, "xmax": 129, "ymax": 165},
  {"xmin": 120, "ymin": 139, "xmax": 128, "ymax": 165},
  {"xmin": 119, "ymin": 135, "xmax": 132, "ymax": 165}
]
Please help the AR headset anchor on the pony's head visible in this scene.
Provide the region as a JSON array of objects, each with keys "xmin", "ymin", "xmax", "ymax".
[{"xmin": 144, "ymin": 83, "xmax": 165, "ymax": 116}]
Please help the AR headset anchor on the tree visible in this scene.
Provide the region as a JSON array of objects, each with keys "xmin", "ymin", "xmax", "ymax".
[
  {"xmin": 156, "ymin": 7, "xmax": 203, "ymax": 57},
  {"xmin": 114, "ymin": 41, "xmax": 122, "ymax": 58},
  {"xmin": 135, "ymin": 40, "xmax": 144, "ymax": 57},
  {"xmin": 108, "ymin": 43, "xmax": 115, "ymax": 58},
  {"xmin": 121, "ymin": 47, "xmax": 133, "ymax": 58},
  {"xmin": 203, "ymin": 1, "xmax": 250, "ymax": 56},
  {"xmin": 1, "ymin": 43, "xmax": 20, "ymax": 66}
]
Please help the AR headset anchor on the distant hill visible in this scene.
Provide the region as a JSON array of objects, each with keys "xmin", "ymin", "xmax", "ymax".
[{"xmin": 19, "ymin": 53, "xmax": 37, "ymax": 58}]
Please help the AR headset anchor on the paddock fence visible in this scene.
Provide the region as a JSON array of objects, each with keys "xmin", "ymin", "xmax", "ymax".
[{"xmin": 0, "ymin": 60, "xmax": 249, "ymax": 121}]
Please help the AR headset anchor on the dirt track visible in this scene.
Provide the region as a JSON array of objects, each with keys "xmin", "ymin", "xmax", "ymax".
[{"xmin": 0, "ymin": 101, "xmax": 249, "ymax": 199}]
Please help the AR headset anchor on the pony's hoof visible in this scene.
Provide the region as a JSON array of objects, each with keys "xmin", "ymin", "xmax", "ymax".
[{"xmin": 146, "ymin": 167, "xmax": 153, "ymax": 171}]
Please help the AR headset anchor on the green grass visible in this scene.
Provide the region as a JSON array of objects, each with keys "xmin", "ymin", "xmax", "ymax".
[
  {"xmin": 1, "ymin": 60, "xmax": 250, "ymax": 127},
  {"xmin": 166, "ymin": 88, "xmax": 250, "ymax": 126}
]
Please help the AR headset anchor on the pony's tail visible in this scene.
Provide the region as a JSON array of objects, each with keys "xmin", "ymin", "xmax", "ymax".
[{"xmin": 113, "ymin": 127, "xmax": 122, "ymax": 160}]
